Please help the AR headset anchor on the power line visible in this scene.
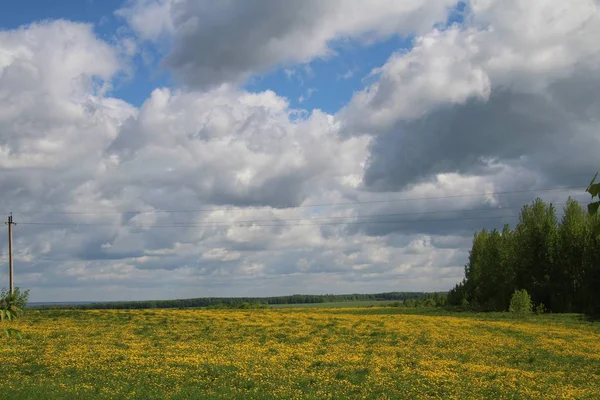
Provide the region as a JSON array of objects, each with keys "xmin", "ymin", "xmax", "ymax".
[
  {"xmin": 5, "ymin": 213, "xmax": 569, "ymax": 266},
  {"xmin": 161, "ymin": 201, "xmax": 578, "ymax": 225},
  {"xmin": 16, "ymin": 200, "xmax": 582, "ymax": 229},
  {"xmin": 18, "ymin": 207, "xmax": 521, "ymax": 227},
  {"xmin": 7, "ymin": 211, "xmax": 573, "ymax": 264},
  {"xmin": 17, "ymin": 213, "xmax": 543, "ymax": 230},
  {"xmin": 7, "ymin": 185, "xmax": 586, "ymax": 217}
]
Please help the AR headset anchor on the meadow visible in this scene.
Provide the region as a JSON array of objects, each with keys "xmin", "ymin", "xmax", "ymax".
[{"xmin": 1, "ymin": 307, "xmax": 599, "ymax": 399}]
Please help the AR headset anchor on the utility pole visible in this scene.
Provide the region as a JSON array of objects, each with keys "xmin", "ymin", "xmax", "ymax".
[{"xmin": 6, "ymin": 214, "xmax": 15, "ymax": 295}]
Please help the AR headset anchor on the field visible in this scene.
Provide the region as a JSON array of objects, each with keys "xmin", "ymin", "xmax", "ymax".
[{"xmin": 1, "ymin": 308, "xmax": 599, "ymax": 399}]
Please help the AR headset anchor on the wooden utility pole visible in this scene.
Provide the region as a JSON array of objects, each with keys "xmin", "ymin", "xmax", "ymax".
[{"xmin": 6, "ymin": 214, "xmax": 15, "ymax": 295}]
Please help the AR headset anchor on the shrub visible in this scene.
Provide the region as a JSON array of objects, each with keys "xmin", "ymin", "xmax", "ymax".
[
  {"xmin": 0, "ymin": 288, "xmax": 29, "ymax": 311},
  {"xmin": 535, "ymin": 303, "xmax": 546, "ymax": 315},
  {"xmin": 1, "ymin": 288, "xmax": 29, "ymax": 340},
  {"xmin": 509, "ymin": 289, "xmax": 532, "ymax": 316}
]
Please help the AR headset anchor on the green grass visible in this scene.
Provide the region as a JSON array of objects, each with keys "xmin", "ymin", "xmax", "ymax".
[{"xmin": 1, "ymin": 307, "xmax": 598, "ymax": 399}]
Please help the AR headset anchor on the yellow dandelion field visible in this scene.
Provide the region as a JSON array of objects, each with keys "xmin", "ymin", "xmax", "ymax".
[{"xmin": 1, "ymin": 308, "xmax": 599, "ymax": 399}]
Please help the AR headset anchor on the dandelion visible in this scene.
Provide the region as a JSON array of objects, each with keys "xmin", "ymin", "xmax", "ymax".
[{"xmin": 0, "ymin": 308, "xmax": 597, "ymax": 399}]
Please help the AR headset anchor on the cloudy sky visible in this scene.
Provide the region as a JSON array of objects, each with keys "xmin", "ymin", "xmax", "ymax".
[{"xmin": 0, "ymin": 0, "xmax": 597, "ymax": 302}]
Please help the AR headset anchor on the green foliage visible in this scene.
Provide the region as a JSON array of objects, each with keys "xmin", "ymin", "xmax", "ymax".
[
  {"xmin": 509, "ymin": 289, "xmax": 532, "ymax": 317},
  {"xmin": 582, "ymin": 170, "xmax": 600, "ymax": 318},
  {"xmin": 34, "ymin": 292, "xmax": 436, "ymax": 310},
  {"xmin": 1, "ymin": 287, "xmax": 30, "ymax": 310},
  {"xmin": 535, "ymin": 303, "xmax": 546, "ymax": 315},
  {"xmin": 207, "ymin": 302, "xmax": 267, "ymax": 310},
  {"xmin": 4, "ymin": 327, "xmax": 22, "ymax": 339},
  {"xmin": 587, "ymin": 171, "xmax": 600, "ymax": 237},
  {"xmin": 1, "ymin": 287, "xmax": 29, "ymax": 321},
  {"xmin": 1, "ymin": 287, "xmax": 29, "ymax": 342},
  {"xmin": 587, "ymin": 171, "xmax": 600, "ymax": 199},
  {"xmin": 447, "ymin": 194, "xmax": 600, "ymax": 318},
  {"xmin": 397, "ymin": 293, "xmax": 447, "ymax": 308}
]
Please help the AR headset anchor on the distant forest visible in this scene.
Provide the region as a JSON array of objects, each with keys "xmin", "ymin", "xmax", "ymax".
[
  {"xmin": 448, "ymin": 197, "xmax": 600, "ymax": 317},
  {"xmin": 33, "ymin": 292, "xmax": 438, "ymax": 310}
]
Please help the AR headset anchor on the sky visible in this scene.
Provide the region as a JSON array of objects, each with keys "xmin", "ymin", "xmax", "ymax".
[{"xmin": 0, "ymin": 0, "xmax": 598, "ymax": 302}]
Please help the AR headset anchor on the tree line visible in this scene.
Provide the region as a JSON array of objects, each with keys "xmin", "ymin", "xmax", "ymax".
[
  {"xmin": 448, "ymin": 197, "xmax": 600, "ymax": 317},
  {"xmin": 33, "ymin": 292, "xmax": 435, "ymax": 310},
  {"xmin": 391, "ymin": 293, "xmax": 448, "ymax": 308}
]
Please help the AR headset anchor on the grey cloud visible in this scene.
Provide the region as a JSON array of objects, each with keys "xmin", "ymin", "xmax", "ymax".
[
  {"xmin": 119, "ymin": 0, "xmax": 456, "ymax": 87},
  {"xmin": 336, "ymin": 1, "xmax": 600, "ymax": 199},
  {"xmin": 362, "ymin": 80, "xmax": 599, "ymax": 192}
]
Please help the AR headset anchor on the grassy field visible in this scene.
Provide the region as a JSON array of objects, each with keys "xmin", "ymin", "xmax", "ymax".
[{"xmin": 1, "ymin": 308, "xmax": 599, "ymax": 399}]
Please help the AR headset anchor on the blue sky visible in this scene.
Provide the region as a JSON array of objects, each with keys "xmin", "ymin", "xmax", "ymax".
[
  {"xmin": 0, "ymin": 0, "xmax": 121, "ymax": 31},
  {"xmin": 0, "ymin": 0, "xmax": 170, "ymax": 106},
  {"xmin": 0, "ymin": 0, "xmax": 467, "ymax": 113},
  {"xmin": 246, "ymin": 1, "xmax": 467, "ymax": 113},
  {"xmin": 245, "ymin": 36, "xmax": 413, "ymax": 114}
]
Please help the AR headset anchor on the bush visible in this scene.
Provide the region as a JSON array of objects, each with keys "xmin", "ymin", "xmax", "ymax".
[
  {"xmin": 0, "ymin": 288, "xmax": 29, "ymax": 310},
  {"xmin": 535, "ymin": 303, "xmax": 546, "ymax": 315},
  {"xmin": 509, "ymin": 289, "xmax": 532, "ymax": 316},
  {"xmin": 1, "ymin": 288, "xmax": 29, "ymax": 341},
  {"xmin": 1, "ymin": 288, "xmax": 29, "ymax": 321}
]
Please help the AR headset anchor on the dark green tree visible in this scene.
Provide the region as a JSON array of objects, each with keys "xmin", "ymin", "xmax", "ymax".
[
  {"xmin": 497, "ymin": 224, "xmax": 517, "ymax": 310},
  {"xmin": 463, "ymin": 229, "xmax": 489, "ymax": 309},
  {"xmin": 449, "ymin": 177, "xmax": 600, "ymax": 317},
  {"xmin": 513, "ymin": 199, "xmax": 559, "ymax": 310},
  {"xmin": 555, "ymin": 198, "xmax": 590, "ymax": 312}
]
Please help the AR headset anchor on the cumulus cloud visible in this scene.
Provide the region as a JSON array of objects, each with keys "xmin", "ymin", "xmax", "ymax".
[
  {"xmin": 104, "ymin": 85, "xmax": 369, "ymax": 208},
  {"xmin": 341, "ymin": 0, "xmax": 600, "ymax": 191},
  {"xmin": 2, "ymin": 19, "xmax": 427, "ymax": 301},
  {"xmin": 0, "ymin": 21, "xmax": 135, "ymax": 210},
  {"xmin": 2, "ymin": 1, "xmax": 596, "ymax": 302},
  {"xmin": 117, "ymin": 0, "xmax": 457, "ymax": 87}
]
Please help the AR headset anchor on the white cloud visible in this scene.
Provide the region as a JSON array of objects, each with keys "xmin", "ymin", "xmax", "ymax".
[
  {"xmin": 341, "ymin": 26, "xmax": 492, "ymax": 132},
  {"xmin": 2, "ymin": 1, "xmax": 596, "ymax": 302},
  {"xmin": 116, "ymin": 0, "xmax": 174, "ymax": 41},
  {"xmin": 104, "ymin": 85, "xmax": 369, "ymax": 207},
  {"xmin": 343, "ymin": 0, "xmax": 600, "ymax": 131},
  {"xmin": 202, "ymin": 248, "xmax": 241, "ymax": 262},
  {"xmin": 342, "ymin": 0, "xmax": 600, "ymax": 190},
  {"xmin": 0, "ymin": 21, "xmax": 134, "ymax": 173},
  {"xmin": 338, "ymin": 68, "xmax": 359, "ymax": 80}
]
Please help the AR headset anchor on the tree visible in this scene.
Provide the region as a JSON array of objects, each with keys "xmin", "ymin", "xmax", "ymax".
[
  {"xmin": 479, "ymin": 229, "xmax": 504, "ymax": 310},
  {"xmin": 509, "ymin": 289, "xmax": 532, "ymax": 317},
  {"xmin": 448, "ymin": 177, "xmax": 600, "ymax": 317},
  {"xmin": 555, "ymin": 199, "xmax": 590, "ymax": 312},
  {"xmin": 463, "ymin": 229, "xmax": 489, "ymax": 309},
  {"xmin": 447, "ymin": 280, "xmax": 467, "ymax": 307},
  {"xmin": 497, "ymin": 224, "xmax": 517, "ymax": 310},
  {"xmin": 584, "ymin": 171, "xmax": 600, "ymax": 318},
  {"xmin": 513, "ymin": 199, "xmax": 558, "ymax": 310}
]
